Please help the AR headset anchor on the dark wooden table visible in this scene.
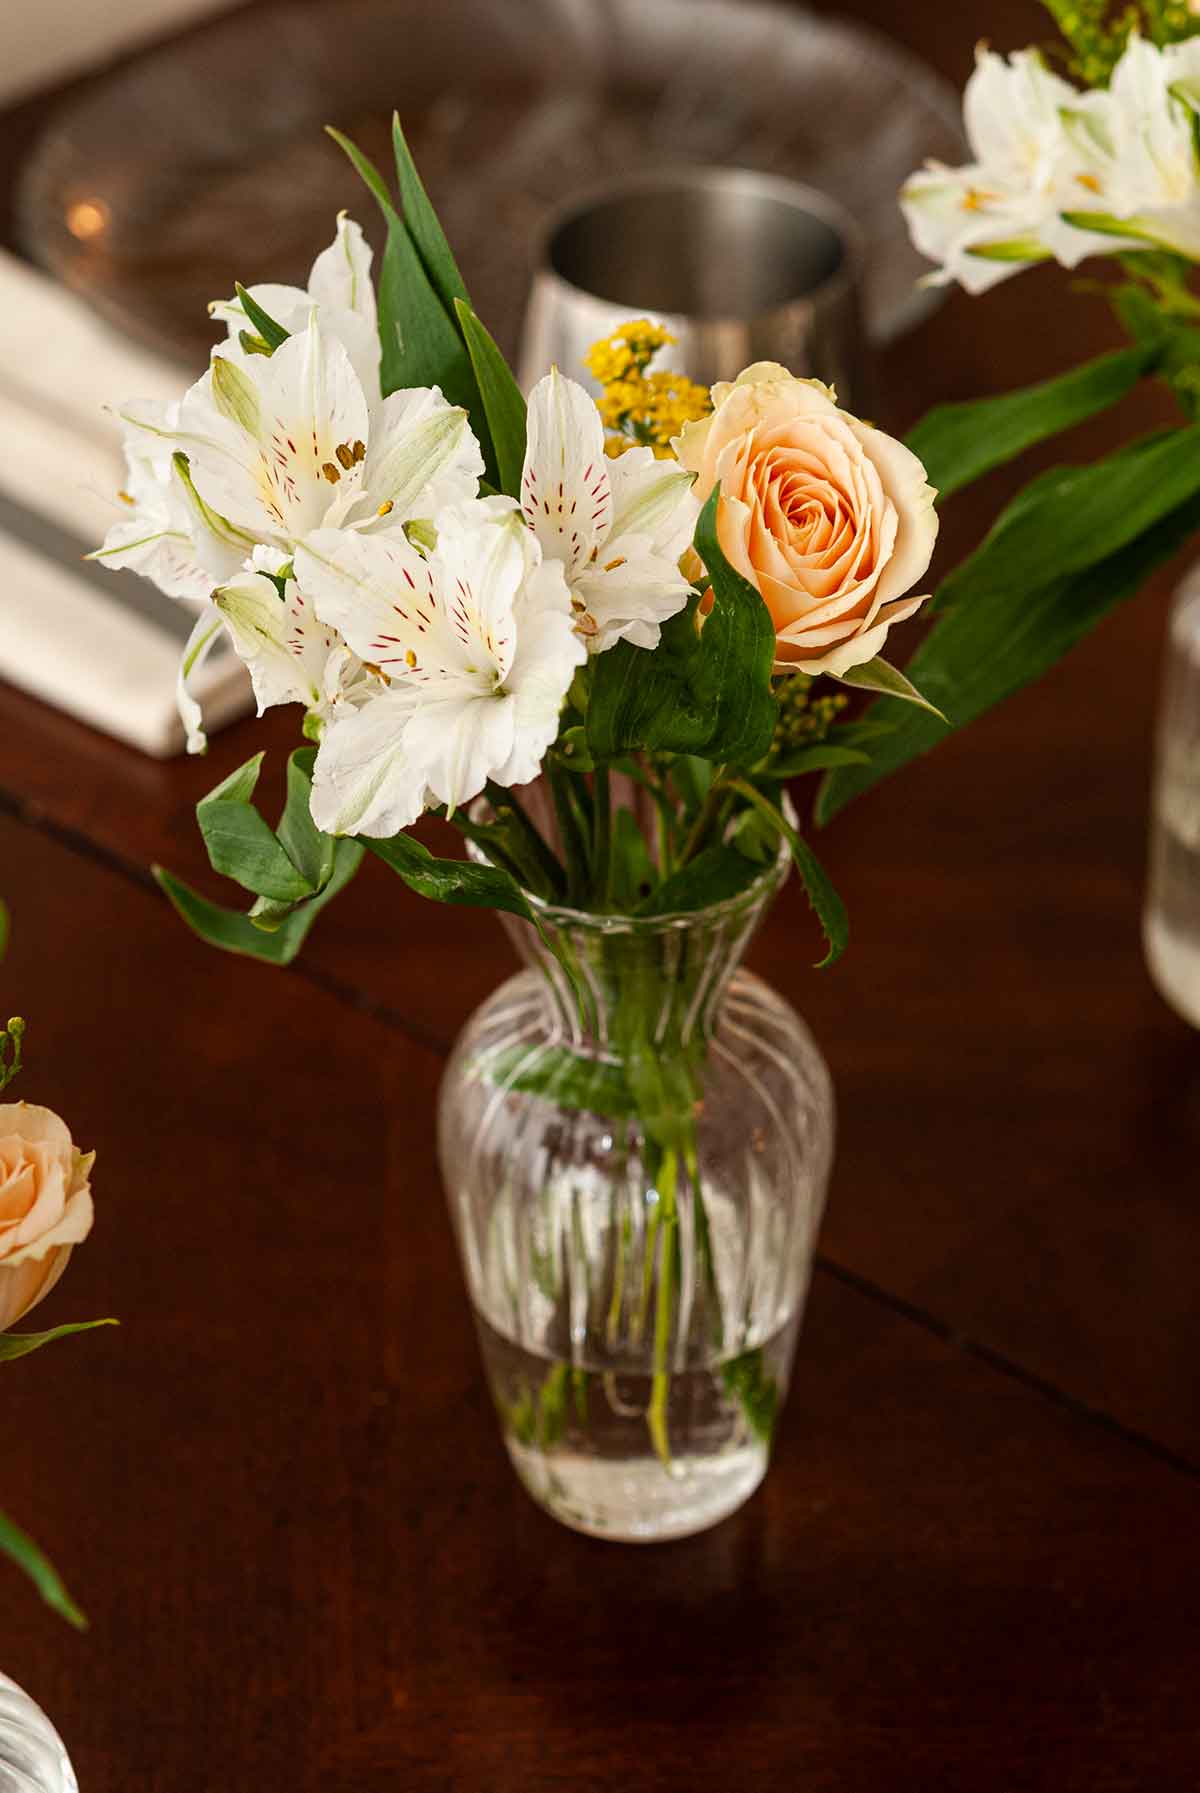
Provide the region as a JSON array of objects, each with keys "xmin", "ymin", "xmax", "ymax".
[{"xmin": 4, "ymin": 2, "xmax": 1199, "ymax": 1787}]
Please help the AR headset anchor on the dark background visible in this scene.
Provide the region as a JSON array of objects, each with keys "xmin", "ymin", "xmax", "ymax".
[{"xmin": 3, "ymin": 2, "xmax": 1199, "ymax": 1789}]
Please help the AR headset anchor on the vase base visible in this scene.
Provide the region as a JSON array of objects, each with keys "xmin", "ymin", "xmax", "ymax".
[{"xmin": 506, "ymin": 1437, "xmax": 768, "ymax": 1542}]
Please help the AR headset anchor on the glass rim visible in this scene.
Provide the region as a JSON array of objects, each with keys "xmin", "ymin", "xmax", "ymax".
[{"xmin": 465, "ymin": 791, "xmax": 794, "ymax": 935}]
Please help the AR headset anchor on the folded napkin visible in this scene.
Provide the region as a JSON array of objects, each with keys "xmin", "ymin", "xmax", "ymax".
[
  {"xmin": 0, "ymin": 250, "xmax": 251, "ymax": 757},
  {"xmin": 0, "ymin": 0, "xmax": 241, "ymax": 107}
]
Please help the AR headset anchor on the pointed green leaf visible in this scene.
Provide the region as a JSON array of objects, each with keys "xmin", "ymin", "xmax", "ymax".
[
  {"xmin": 0, "ymin": 1318, "xmax": 117, "ymax": 1364},
  {"xmin": 905, "ymin": 345, "xmax": 1152, "ymax": 502},
  {"xmin": 326, "ymin": 124, "xmax": 480, "ymax": 420},
  {"xmin": 727, "ymin": 779, "xmax": 847, "ymax": 967},
  {"xmin": 233, "ymin": 283, "xmax": 290, "ymax": 352},
  {"xmin": 325, "ymin": 126, "xmax": 395, "ymax": 216},
  {"xmin": 196, "ymin": 756, "xmax": 315, "ymax": 904},
  {"xmin": 835, "ymin": 656, "xmax": 948, "ymax": 721},
  {"xmin": 816, "ymin": 483, "xmax": 1200, "ymax": 822},
  {"xmin": 0, "ymin": 1507, "xmax": 87, "ymax": 1629},
  {"xmin": 364, "ymin": 831, "xmax": 536, "ymax": 923},
  {"xmin": 154, "ymin": 838, "xmax": 363, "ymax": 965},
  {"xmin": 758, "ymin": 743, "xmax": 872, "ymax": 780},
  {"xmin": 392, "ymin": 113, "xmax": 469, "ymax": 312},
  {"xmin": 275, "ymin": 748, "xmax": 336, "ymax": 892},
  {"xmin": 637, "ymin": 845, "xmax": 763, "ymax": 917},
  {"xmin": 455, "ymin": 299, "xmax": 527, "ymax": 498}
]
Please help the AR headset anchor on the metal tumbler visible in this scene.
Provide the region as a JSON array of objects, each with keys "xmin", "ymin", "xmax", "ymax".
[{"xmin": 518, "ymin": 166, "xmax": 867, "ymax": 402}]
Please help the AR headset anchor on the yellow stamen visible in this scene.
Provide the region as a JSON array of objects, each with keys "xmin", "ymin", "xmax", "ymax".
[
  {"xmin": 377, "ymin": 500, "xmax": 394, "ymax": 516},
  {"xmin": 335, "ymin": 443, "xmax": 356, "ymax": 471},
  {"xmin": 321, "ymin": 462, "xmax": 341, "ymax": 484}
]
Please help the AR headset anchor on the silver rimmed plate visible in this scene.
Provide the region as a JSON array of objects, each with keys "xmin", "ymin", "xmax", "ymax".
[{"xmin": 19, "ymin": 0, "xmax": 963, "ymax": 370}]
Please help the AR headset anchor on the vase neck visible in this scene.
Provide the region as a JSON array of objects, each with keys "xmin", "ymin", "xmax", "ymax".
[{"xmin": 499, "ymin": 868, "xmax": 787, "ymax": 1055}]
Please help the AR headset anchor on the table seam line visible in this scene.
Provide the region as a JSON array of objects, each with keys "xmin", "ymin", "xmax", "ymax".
[
  {"xmin": 816, "ymin": 1255, "xmax": 1200, "ymax": 1480},
  {"xmin": 6, "ymin": 783, "xmax": 1196, "ymax": 1483}
]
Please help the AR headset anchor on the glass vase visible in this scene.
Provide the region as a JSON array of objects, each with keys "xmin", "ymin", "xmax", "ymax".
[
  {"xmin": 437, "ymin": 834, "xmax": 834, "ymax": 1542},
  {"xmin": 1145, "ymin": 566, "xmax": 1200, "ymax": 1027},
  {"xmin": 0, "ymin": 1675, "xmax": 77, "ymax": 1793}
]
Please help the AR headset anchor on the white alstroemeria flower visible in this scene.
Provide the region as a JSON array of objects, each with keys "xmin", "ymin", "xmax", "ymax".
[
  {"xmin": 210, "ymin": 212, "xmax": 382, "ymax": 400},
  {"xmin": 213, "ymin": 572, "xmax": 382, "ymax": 722},
  {"xmin": 294, "ymin": 496, "xmax": 585, "ymax": 836},
  {"xmin": 90, "ymin": 399, "xmax": 254, "ymax": 601},
  {"xmin": 1058, "ymin": 34, "xmax": 1200, "ymax": 263},
  {"xmin": 126, "ymin": 318, "xmax": 482, "ymax": 561},
  {"xmin": 521, "ymin": 368, "xmax": 697, "ymax": 652},
  {"xmin": 901, "ymin": 45, "xmax": 1141, "ymax": 289}
]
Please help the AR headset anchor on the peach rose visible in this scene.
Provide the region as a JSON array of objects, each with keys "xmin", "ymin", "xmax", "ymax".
[
  {"xmin": 675, "ymin": 363, "xmax": 938, "ymax": 674},
  {"xmin": 0, "ymin": 1103, "xmax": 94, "ymax": 1332}
]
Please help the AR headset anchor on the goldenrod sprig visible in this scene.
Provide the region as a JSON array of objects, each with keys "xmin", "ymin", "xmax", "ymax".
[{"xmin": 585, "ymin": 320, "xmax": 711, "ymax": 458}]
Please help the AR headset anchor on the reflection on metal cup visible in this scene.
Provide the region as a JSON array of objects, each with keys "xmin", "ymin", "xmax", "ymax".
[{"xmin": 519, "ymin": 167, "xmax": 867, "ymax": 405}]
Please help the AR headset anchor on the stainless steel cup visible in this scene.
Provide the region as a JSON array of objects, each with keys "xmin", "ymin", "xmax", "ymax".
[{"xmin": 519, "ymin": 166, "xmax": 867, "ymax": 404}]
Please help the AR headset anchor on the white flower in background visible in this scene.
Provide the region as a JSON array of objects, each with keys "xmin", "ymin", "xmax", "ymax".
[
  {"xmin": 1058, "ymin": 33, "xmax": 1200, "ymax": 262},
  {"xmin": 294, "ymin": 497, "xmax": 584, "ymax": 836},
  {"xmin": 209, "ymin": 212, "xmax": 382, "ymax": 401},
  {"xmin": 521, "ymin": 368, "xmax": 697, "ymax": 651},
  {"xmin": 901, "ymin": 43, "xmax": 1156, "ymax": 291},
  {"xmin": 90, "ymin": 399, "xmax": 254, "ymax": 601}
]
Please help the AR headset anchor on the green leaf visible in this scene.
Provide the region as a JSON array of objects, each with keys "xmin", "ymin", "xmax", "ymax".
[
  {"xmin": 233, "ymin": 282, "xmax": 290, "ymax": 352},
  {"xmin": 905, "ymin": 345, "xmax": 1152, "ymax": 502},
  {"xmin": 480, "ymin": 1041, "xmax": 636, "ymax": 1118},
  {"xmin": 588, "ymin": 488, "xmax": 777, "ymax": 764},
  {"xmin": 325, "ymin": 125, "xmax": 395, "ymax": 214},
  {"xmin": 326, "ymin": 123, "xmax": 478, "ymax": 416},
  {"xmin": 0, "ymin": 1318, "xmax": 117, "ymax": 1363},
  {"xmin": 275, "ymin": 748, "xmax": 336, "ymax": 892},
  {"xmin": 455, "ymin": 299, "xmax": 527, "ymax": 499},
  {"xmin": 835, "ymin": 655, "xmax": 947, "ymax": 721},
  {"xmin": 364, "ymin": 831, "xmax": 537, "ymax": 924},
  {"xmin": 726, "ymin": 779, "xmax": 847, "ymax": 967},
  {"xmin": 392, "ymin": 113, "xmax": 469, "ymax": 313},
  {"xmin": 0, "ymin": 1507, "xmax": 87, "ymax": 1629},
  {"xmin": 609, "ymin": 807, "xmax": 659, "ymax": 911},
  {"xmin": 758, "ymin": 743, "xmax": 871, "ymax": 780},
  {"xmin": 154, "ymin": 838, "xmax": 363, "ymax": 965},
  {"xmin": 817, "ymin": 483, "xmax": 1200, "ymax": 822},
  {"xmin": 935, "ymin": 424, "xmax": 1200, "ymax": 621},
  {"xmin": 637, "ymin": 845, "xmax": 763, "ymax": 917},
  {"xmin": 196, "ymin": 756, "xmax": 315, "ymax": 904}
]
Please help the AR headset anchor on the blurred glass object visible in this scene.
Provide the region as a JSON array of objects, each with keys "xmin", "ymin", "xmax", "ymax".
[
  {"xmin": 19, "ymin": 0, "xmax": 964, "ymax": 371},
  {"xmin": 520, "ymin": 168, "xmax": 865, "ymax": 401},
  {"xmin": 0, "ymin": 1675, "xmax": 76, "ymax": 1793},
  {"xmin": 1145, "ymin": 569, "xmax": 1200, "ymax": 1027}
]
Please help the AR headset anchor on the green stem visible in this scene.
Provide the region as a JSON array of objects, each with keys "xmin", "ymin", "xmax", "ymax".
[
  {"xmin": 591, "ymin": 766, "xmax": 612, "ymax": 909},
  {"xmin": 546, "ymin": 763, "xmax": 590, "ymax": 906},
  {"xmin": 483, "ymin": 782, "xmax": 566, "ymax": 898},
  {"xmin": 647, "ymin": 1147, "xmax": 679, "ymax": 1469},
  {"xmin": 678, "ymin": 767, "xmax": 731, "ymax": 866},
  {"xmin": 687, "ymin": 1134, "xmax": 726, "ymax": 1354}
]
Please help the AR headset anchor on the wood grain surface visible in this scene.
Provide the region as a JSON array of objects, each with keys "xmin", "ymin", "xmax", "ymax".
[{"xmin": 3, "ymin": 1, "xmax": 1198, "ymax": 1787}]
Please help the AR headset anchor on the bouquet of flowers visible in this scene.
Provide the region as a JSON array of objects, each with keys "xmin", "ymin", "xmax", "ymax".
[
  {"xmin": 94, "ymin": 121, "xmax": 948, "ymax": 1536},
  {"xmin": 0, "ymin": 903, "xmax": 107, "ymax": 1626}
]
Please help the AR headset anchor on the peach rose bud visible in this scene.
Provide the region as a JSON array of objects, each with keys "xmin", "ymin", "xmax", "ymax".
[
  {"xmin": 0, "ymin": 1103, "xmax": 95, "ymax": 1332},
  {"xmin": 675, "ymin": 363, "xmax": 938, "ymax": 677}
]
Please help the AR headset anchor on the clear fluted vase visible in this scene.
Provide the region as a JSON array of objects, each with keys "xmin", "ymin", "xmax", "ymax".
[
  {"xmin": 1146, "ymin": 566, "xmax": 1200, "ymax": 1026},
  {"xmin": 0, "ymin": 1675, "xmax": 77, "ymax": 1793},
  {"xmin": 438, "ymin": 836, "xmax": 834, "ymax": 1542}
]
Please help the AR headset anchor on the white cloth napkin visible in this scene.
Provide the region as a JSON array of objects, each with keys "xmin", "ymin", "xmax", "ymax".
[
  {"xmin": 0, "ymin": 0, "xmax": 241, "ymax": 107},
  {"xmin": 0, "ymin": 250, "xmax": 252, "ymax": 757}
]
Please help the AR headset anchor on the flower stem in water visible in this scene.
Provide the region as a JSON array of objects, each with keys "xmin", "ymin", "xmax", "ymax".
[{"xmin": 647, "ymin": 1146, "xmax": 679, "ymax": 1468}]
